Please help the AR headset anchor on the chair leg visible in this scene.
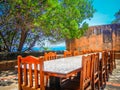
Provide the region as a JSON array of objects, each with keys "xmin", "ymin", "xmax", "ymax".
[
  {"xmin": 92, "ymin": 78, "xmax": 95, "ymax": 90},
  {"xmin": 106, "ymin": 69, "xmax": 108, "ymax": 81},
  {"xmin": 101, "ymin": 72, "xmax": 106, "ymax": 89},
  {"xmin": 103, "ymin": 73, "xmax": 106, "ymax": 88},
  {"xmin": 106, "ymin": 67, "xmax": 109, "ymax": 81},
  {"xmin": 109, "ymin": 63, "xmax": 113, "ymax": 74},
  {"xmin": 18, "ymin": 85, "xmax": 22, "ymax": 90},
  {"xmin": 46, "ymin": 76, "xmax": 49, "ymax": 87},
  {"xmin": 92, "ymin": 78, "xmax": 100, "ymax": 90},
  {"xmin": 98, "ymin": 80, "xmax": 100, "ymax": 90},
  {"xmin": 100, "ymin": 72, "xmax": 103, "ymax": 87},
  {"xmin": 113, "ymin": 59, "xmax": 116, "ymax": 69},
  {"xmin": 113, "ymin": 52, "xmax": 116, "ymax": 69}
]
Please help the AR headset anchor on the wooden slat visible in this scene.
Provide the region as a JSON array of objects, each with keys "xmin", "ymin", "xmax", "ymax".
[
  {"xmin": 64, "ymin": 51, "xmax": 72, "ymax": 57},
  {"xmin": 44, "ymin": 52, "xmax": 57, "ymax": 61},
  {"xmin": 18, "ymin": 56, "xmax": 22, "ymax": 90},
  {"xmin": 23, "ymin": 63, "xmax": 28, "ymax": 86},
  {"xmin": 40, "ymin": 60, "xmax": 45, "ymax": 90},
  {"xmin": 34, "ymin": 64, "xmax": 38, "ymax": 89},
  {"xmin": 29, "ymin": 64, "xmax": 33, "ymax": 87},
  {"xmin": 73, "ymin": 50, "xmax": 79, "ymax": 56}
]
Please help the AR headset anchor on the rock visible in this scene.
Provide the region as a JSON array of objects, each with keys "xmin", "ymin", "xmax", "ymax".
[{"xmin": 0, "ymin": 80, "xmax": 12, "ymax": 86}]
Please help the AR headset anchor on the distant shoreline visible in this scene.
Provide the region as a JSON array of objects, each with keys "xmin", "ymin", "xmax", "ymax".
[
  {"xmin": 0, "ymin": 46, "xmax": 66, "ymax": 52},
  {"xmin": 28, "ymin": 46, "xmax": 66, "ymax": 52}
]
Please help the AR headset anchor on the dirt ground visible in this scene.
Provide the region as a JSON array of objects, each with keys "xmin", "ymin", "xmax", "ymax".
[
  {"xmin": 0, "ymin": 70, "xmax": 18, "ymax": 90},
  {"xmin": 0, "ymin": 59, "xmax": 120, "ymax": 90}
]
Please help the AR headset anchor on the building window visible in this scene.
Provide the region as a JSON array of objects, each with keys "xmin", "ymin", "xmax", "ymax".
[
  {"xmin": 103, "ymin": 30, "xmax": 112, "ymax": 43},
  {"xmin": 93, "ymin": 29, "xmax": 101, "ymax": 35},
  {"xmin": 115, "ymin": 29, "xmax": 120, "ymax": 41}
]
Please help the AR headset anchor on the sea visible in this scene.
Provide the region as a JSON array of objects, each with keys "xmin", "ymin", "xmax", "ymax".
[{"xmin": 30, "ymin": 46, "xmax": 66, "ymax": 52}]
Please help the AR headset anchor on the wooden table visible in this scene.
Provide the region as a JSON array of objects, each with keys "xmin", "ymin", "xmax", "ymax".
[
  {"xmin": 15, "ymin": 52, "xmax": 102, "ymax": 89},
  {"xmin": 43, "ymin": 52, "xmax": 102, "ymax": 88},
  {"xmin": 44, "ymin": 55, "xmax": 83, "ymax": 88}
]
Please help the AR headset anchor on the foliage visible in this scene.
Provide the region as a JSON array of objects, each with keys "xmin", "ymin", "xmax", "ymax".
[
  {"xmin": 112, "ymin": 9, "xmax": 120, "ymax": 24},
  {"xmin": 0, "ymin": 0, "xmax": 47, "ymax": 52},
  {"xmin": 0, "ymin": 1, "xmax": 17, "ymax": 52},
  {"xmin": 0, "ymin": 0, "xmax": 95, "ymax": 52},
  {"xmin": 43, "ymin": 46, "xmax": 51, "ymax": 51},
  {"xmin": 36, "ymin": 0, "xmax": 95, "ymax": 40}
]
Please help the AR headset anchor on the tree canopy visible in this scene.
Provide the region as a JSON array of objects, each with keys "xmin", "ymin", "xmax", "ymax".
[
  {"xmin": 0, "ymin": 0, "xmax": 95, "ymax": 52},
  {"xmin": 112, "ymin": 9, "xmax": 120, "ymax": 24},
  {"xmin": 0, "ymin": 0, "xmax": 48, "ymax": 52},
  {"xmin": 36, "ymin": 0, "xmax": 95, "ymax": 39}
]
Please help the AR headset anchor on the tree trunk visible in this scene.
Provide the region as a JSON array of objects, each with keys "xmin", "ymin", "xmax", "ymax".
[
  {"xmin": 0, "ymin": 31, "xmax": 10, "ymax": 52},
  {"xmin": 18, "ymin": 28, "xmax": 28, "ymax": 51},
  {"xmin": 65, "ymin": 38, "xmax": 76, "ymax": 51},
  {"xmin": 25, "ymin": 35, "xmax": 39, "ymax": 51}
]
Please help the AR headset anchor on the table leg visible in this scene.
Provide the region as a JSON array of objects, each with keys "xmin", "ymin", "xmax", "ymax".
[
  {"xmin": 49, "ymin": 76, "xmax": 61, "ymax": 88},
  {"xmin": 77, "ymin": 72, "xmax": 80, "ymax": 79}
]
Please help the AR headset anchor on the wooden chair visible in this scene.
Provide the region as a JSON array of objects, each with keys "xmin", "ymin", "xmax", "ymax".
[
  {"xmin": 69, "ymin": 50, "xmax": 80, "ymax": 79},
  {"xmin": 64, "ymin": 50, "xmax": 72, "ymax": 57},
  {"xmin": 82, "ymin": 50, "xmax": 89, "ymax": 54},
  {"xmin": 73, "ymin": 50, "xmax": 79, "ymax": 56},
  {"xmin": 99, "ymin": 51, "xmax": 106, "ymax": 88},
  {"xmin": 109, "ymin": 50, "xmax": 115, "ymax": 74},
  {"xmin": 82, "ymin": 50, "xmax": 86, "ymax": 54},
  {"xmin": 44, "ymin": 52, "xmax": 57, "ymax": 86},
  {"xmin": 113, "ymin": 50, "xmax": 116, "ymax": 69},
  {"xmin": 92, "ymin": 53, "xmax": 100, "ymax": 90},
  {"xmin": 111, "ymin": 50, "xmax": 116, "ymax": 68},
  {"xmin": 44, "ymin": 52, "xmax": 57, "ymax": 61},
  {"xmin": 80, "ymin": 55, "xmax": 92, "ymax": 90},
  {"xmin": 105, "ymin": 51, "xmax": 110, "ymax": 81},
  {"xmin": 109, "ymin": 51, "xmax": 113, "ymax": 74},
  {"xmin": 17, "ymin": 55, "xmax": 45, "ymax": 90}
]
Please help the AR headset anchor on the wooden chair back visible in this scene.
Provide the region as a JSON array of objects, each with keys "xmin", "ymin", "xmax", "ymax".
[
  {"xmin": 80, "ymin": 55, "xmax": 92, "ymax": 90},
  {"xmin": 100, "ymin": 51, "xmax": 106, "ymax": 87},
  {"xmin": 93, "ymin": 53, "xmax": 100, "ymax": 75},
  {"xmin": 92, "ymin": 53, "xmax": 100, "ymax": 90},
  {"xmin": 101, "ymin": 51, "xmax": 106, "ymax": 68},
  {"xmin": 17, "ymin": 55, "xmax": 45, "ymax": 90},
  {"xmin": 64, "ymin": 50, "xmax": 72, "ymax": 57},
  {"xmin": 109, "ymin": 51, "xmax": 113, "ymax": 73},
  {"xmin": 44, "ymin": 52, "xmax": 57, "ymax": 86},
  {"xmin": 82, "ymin": 50, "xmax": 88, "ymax": 54},
  {"xmin": 110, "ymin": 50, "xmax": 116, "ymax": 69},
  {"xmin": 44, "ymin": 52, "xmax": 57, "ymax": 60},
  {"xmin": 73, "ymin": 50, "xmax": 79, "ymax": 56},
  {"xmin": 112, "ymin": 50, "xmax": 116, "ymax": 68},
  {"xmin": 105, "ymin": 51, "xmax": 109, "ymax": 80}
]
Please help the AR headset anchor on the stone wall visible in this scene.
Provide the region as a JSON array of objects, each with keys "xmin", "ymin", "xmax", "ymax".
[
  {"xmin": 0, "ymin": 60, "xmax": 17, "ymax": 71},
  {"xmin": 115, "ymin": 51, "xmax": 120, "ymax": 59},
  {"xmin": 66, "ymin": 24, "xmax": 120, "ymax": 51}
]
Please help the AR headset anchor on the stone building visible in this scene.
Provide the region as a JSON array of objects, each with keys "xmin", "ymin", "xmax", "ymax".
[{"xmin": 66, "ymin": 23, "xmax": 120, "ymax": 52}]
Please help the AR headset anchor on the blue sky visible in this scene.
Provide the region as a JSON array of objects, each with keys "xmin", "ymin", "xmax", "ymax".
[{"xmin": 87, "ymin": 0, "xmax": 120, "ymax": 26}]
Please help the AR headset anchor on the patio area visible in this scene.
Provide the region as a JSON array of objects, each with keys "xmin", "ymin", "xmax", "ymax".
[
  {"xmin": 0, "ymin": 59, "xmax": 120, "ymax": 90},
  {"xmin": 0, "ymin": 0, "xmax": 120, "ymax": 90},
  {"xmin": 105, "ymin": 59, "xmax": 120, "ymax": 90}
]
